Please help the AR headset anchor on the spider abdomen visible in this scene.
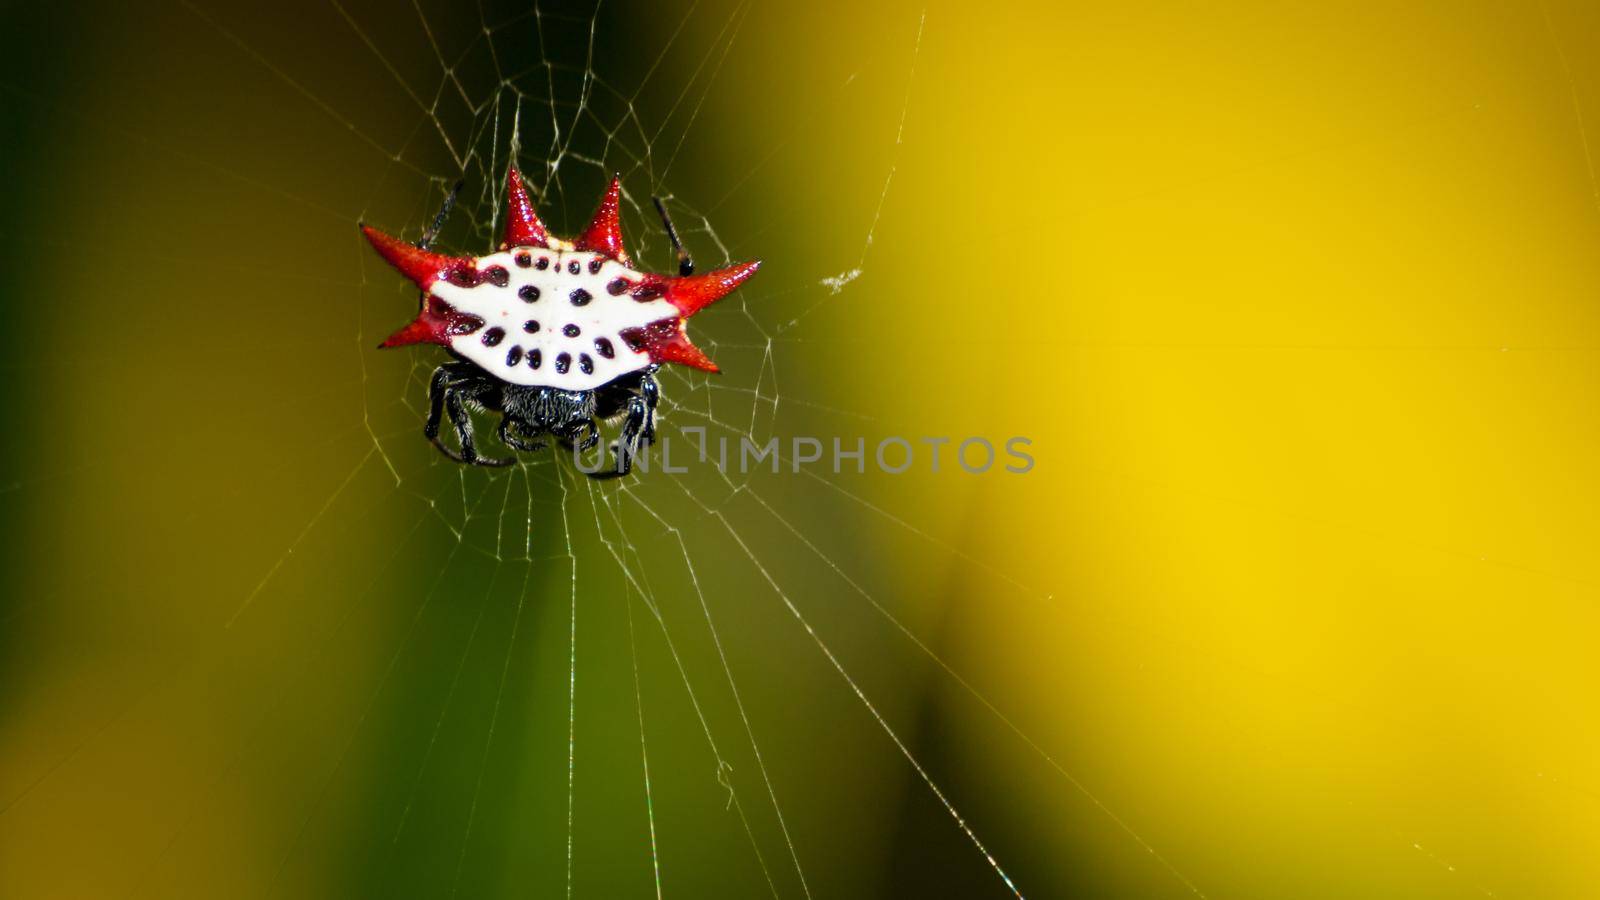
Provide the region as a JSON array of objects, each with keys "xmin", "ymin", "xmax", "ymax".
[{"xmin": 430, "ymin": 249, "xmax": 671, "ymax": 392}]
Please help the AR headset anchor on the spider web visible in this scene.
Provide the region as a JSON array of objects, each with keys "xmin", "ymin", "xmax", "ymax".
[{"xmin": 0, "ymin": 1, "xmax": 1211, "ymax": 898}]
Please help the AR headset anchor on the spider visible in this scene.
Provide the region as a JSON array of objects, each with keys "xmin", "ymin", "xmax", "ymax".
[{"xmin": 360, "ymin": 167, "xmax": 760, "ymax": 477}]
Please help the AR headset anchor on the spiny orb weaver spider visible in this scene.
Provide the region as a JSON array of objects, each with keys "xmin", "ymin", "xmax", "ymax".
[{"xmin": 360, "ymin": 167, "xmax": 760, "ymax": 477}]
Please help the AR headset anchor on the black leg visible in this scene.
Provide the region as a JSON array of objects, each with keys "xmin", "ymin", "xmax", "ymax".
[
  {"xmin": 425, "ymin": 364, "xmax": 512, "ymax": 467},
  {"xmin": 426, "ymin": 361, "xmax": 482, "ymax": 442},
  {"xmin": 619, "ymin": 397, "xmax": 651, "ymax": 477},
  {"xmin": 589, "ymin": 392, "xmax": 651, "ymax": 480},
  {"xmin": 425, "ymin": 366, "xmax": 454, "ymax": 441},
  {"xmin": 439, "ymin": 391, "xmax": 512, "ymax": 467},
  {"xmin": 587, "ymin": 371, "xmax": 661, "ymax": 479},
  {"xmin": 498, "ymin": 417, "xmax": 547, "ymax": 452},
  {"xmin": 553, "ymin": 419, "xmax": 597, "ymax": 454},
  {"xmin": 652, "ymin": 196, "xmax": 694, "ymax": 277},
  {"xmin": 566, "ymin": 418, "xmax": 601, "ymax": 452},
  {"xmin": 419, "ymin": 178, "xmax": 464, "ymax": 250},
  {"xmin": 638, "ymin": 372, "xmax": 659, "ymax": 445}
]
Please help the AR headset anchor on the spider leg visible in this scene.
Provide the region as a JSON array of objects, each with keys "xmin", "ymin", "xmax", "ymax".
[
  {"xmin": 438, "ymin": 390, "xmax": 512, "ymax": 467},
  {"xmin": 553, "ymin": 419, "xmax": 597, "ymax": 454},
  {"xmin": 589, "ymin": 395, "xmax": 651, "ymax": 480},
  {"xmin": 425, "ymin": 361, "xmax": 482, "ymax": 442},
  {"xmin": 617, "ymin": 396, "xmax": 652, "ymax": 477},
  {"xmin": 652, "ymin": 196, "xmax": 694, "ymax": 277},
  {"xmin": 425, "ymin": 362, "xmax": 512, "ymax": 466},
  {"xmin": 587, "ymin": 372, "xmax": 661, "ymax": 480},
  {"xmin": 565, "ymin": 418, "xmax": 601, "ymax": 453},
  {"xmin": 418, "ymin": 178, "xmax": 465, "ymax": 250},
  {"xmin": 425, "ymin": 365, "xmax": 455, "ymax": 442},
  {"xmin": 638, "ymin": 371, "xmax": 660, "ymax": 446},
  {"xmin": 498, "ymin": 417, "xmax": 547, "ymax": 452}
]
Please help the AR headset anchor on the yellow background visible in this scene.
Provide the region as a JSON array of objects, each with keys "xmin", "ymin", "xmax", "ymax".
[{"xmin": 1, "ymin": 0, "xmax": 1597, "ymax": 897}]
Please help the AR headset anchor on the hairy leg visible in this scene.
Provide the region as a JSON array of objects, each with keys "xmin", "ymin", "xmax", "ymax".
[
  {"xmin": 424, "ymin": 363, "xmax": 511, "ymax": 467},
  {"xmin": 562, "ymin": 417, "xmax": 601, "ymax": 453},
  {"xmin": 498, "ymin": 416, "xmax": 547, "ymax": 452},
  {"xmin": 637, "ymin": 372, "xmax": 659, "ymax": 445},
  {"xmin": 427, "ymin": 362, "xmax": 488, "ymax": 434},
  {"xmin": 439, "ymin": 391, "xmax": 511, "ymax": 467},
  {"xmin": 590, "ymin": 395, "xmax": 650, "ymax": 480}
]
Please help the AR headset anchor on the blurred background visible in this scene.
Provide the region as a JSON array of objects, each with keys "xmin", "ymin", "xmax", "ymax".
[{"xmin": 2, "ymin": 0, "xmax": 1598, "ymax": 897}]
